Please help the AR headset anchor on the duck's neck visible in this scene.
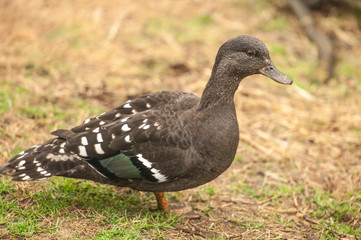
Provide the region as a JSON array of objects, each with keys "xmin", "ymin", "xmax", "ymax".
[{"xmin": 197, "ymin": 64, "xmax": 245, "ymax": 111}]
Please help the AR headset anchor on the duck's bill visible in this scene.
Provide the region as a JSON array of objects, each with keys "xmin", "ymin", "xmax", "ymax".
[{"xmin": 259, "ymin": 62, "xmax": 293, "ymax": 85}]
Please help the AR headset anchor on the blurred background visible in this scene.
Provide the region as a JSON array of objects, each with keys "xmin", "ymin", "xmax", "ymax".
[{"xmin": 0, "ymin": 0, "xmax": 360, "ymax": 239}]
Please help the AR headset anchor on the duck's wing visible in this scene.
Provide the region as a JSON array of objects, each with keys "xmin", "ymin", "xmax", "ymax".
[{"xmin": 5, "ymin": 91, "xmax": 200, "ymax": 185}]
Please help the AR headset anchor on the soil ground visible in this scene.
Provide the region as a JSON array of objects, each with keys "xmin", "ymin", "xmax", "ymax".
[{"xmin": 0, "ymin": 0, "xmax": 361, "ymax": 239}]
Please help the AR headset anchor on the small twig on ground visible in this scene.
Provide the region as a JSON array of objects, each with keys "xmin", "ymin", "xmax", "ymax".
[{"xmin": 239, "ymin": 134, "xmax": 283, "ymax": 161}]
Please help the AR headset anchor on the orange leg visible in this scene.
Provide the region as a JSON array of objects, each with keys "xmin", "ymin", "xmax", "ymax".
[{"xmin": 154, "ymin": 192, "xmax": 169, "ymax": 212}]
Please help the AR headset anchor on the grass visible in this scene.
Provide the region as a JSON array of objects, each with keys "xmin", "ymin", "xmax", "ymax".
[
  {"xmin": 0, "ymin": 0, "xmax": 361, "ymax": 239},
  {"xmin": 0, "ymin": 91, "xmax": 12, "ymax": 114},
  {"xmin": 1, "ymin": 178, "xmax": 180, "ymax": 239},
  {"xmin": 228, "ymin": 181, "xmax": 361, "ymax": 238},
  {"xmin": 1, "ymin": 174, "xmax": 361, "ymax": 238}
]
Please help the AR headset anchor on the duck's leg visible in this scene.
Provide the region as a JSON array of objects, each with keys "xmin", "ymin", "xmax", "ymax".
[{"xmin": 154, "ymin": 192, "xmax": 169, "ymax": 212}]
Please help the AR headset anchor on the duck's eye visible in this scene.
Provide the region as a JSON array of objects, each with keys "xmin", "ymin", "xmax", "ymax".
[{"xmin": 246, "ymin": 50, "xmax": 255, "ymax": 56}]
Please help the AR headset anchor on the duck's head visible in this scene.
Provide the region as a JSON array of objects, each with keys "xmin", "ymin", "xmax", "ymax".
[{"xmin": 214, "ymin": 35, "xmax": 293, "ymax": 85}]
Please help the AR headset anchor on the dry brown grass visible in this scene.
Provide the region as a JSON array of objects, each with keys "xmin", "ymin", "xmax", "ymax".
[{"xmin": 1, "ymin": 0, "xmax": 361, "ymax": 239}]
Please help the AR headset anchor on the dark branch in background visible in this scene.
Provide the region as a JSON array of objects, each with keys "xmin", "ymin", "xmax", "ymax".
[
  {"xmin": 288, "ymin": 0, "xmax": 334, "ymax": 82},
  {"xmin": 340, "ymin": 0, "xmax": 361, "ymax": 28}
]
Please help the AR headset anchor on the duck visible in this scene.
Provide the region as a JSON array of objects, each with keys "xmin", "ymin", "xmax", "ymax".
[{"xmin": 0, "ymin": 35, "xmax": 292, "ymax": 212}]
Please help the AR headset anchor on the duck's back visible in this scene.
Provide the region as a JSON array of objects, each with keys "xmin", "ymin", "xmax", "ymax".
[{"xmin": 3, "ymin": 91, "xmax": 209, "ymax": 190}]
